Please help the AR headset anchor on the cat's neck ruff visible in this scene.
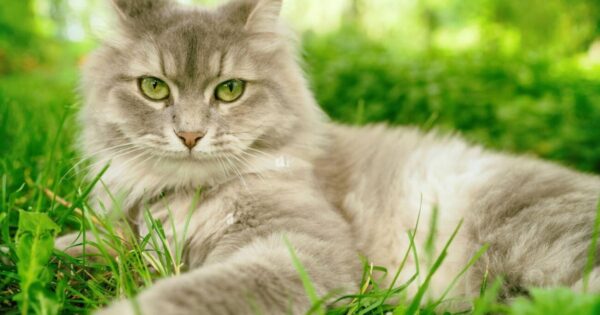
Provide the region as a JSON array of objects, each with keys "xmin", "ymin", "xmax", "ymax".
[{"xmin": 88, "ymin": 139, "xmax": 318, "ymax": 216}]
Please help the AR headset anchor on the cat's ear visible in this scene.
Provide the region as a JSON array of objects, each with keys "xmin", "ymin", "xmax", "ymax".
[
  {"xmin": 110, "ymin": 0, "xmax": 172, "ymax": 29},
  {"xmin": 245, "ymin": 0, "xmax": 282, "ymax": 33},
  {"xmin": 221, "ymin": 0, "xmax": 288, "ymax": 53},
  {"xmin": 221, "ymin": 0, "xmax": 282, "ymax": 34}
]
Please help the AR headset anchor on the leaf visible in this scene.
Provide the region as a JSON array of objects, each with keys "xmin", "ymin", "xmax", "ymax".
[{"xmin": 14, "ymin": 210, "xmax": 61, "ymax": 315}]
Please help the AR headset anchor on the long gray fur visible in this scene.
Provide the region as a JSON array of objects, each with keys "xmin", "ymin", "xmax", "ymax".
[{"xmin": 57, "ymin": 0, "xmax": 600, "ymax": 313}]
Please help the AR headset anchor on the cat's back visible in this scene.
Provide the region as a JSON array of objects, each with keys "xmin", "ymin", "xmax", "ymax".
[
  {"xmin": 315, "ymin": 123, "xmax": 504, "ymax": 218},
  {"xmin": 316, "ymin": 122, "xmax": 599, "ymax": 220}
]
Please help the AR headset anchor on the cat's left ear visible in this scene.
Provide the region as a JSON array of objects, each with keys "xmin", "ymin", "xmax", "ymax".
[
  {"xmin": 220, "ymin": 0, "xmax": 287, "ymax": 53},
  {"xmin": 221, "ymin": 0, "xmax": 282, "ymax": 34},
  {"xmin": 245, "ymin": 0, "xmax": 282, "ymax": 33}
]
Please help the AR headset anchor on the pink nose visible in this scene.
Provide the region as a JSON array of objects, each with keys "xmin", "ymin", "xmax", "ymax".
[{"xmin": 175, "ymin": 131, "xmax": 205, "ymax": 149}]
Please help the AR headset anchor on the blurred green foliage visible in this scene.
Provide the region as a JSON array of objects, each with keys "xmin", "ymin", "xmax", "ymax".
[
  {"xmin": 1, "ymin": 0, "xmax": 599, "ymax": 172},
  {"xmin": 0, "ymin": 0, "xmax": 38, "ymax": 74},
  {"xmin": 304, "ymin": 28, "xmax": 600, "ymax": 171}
]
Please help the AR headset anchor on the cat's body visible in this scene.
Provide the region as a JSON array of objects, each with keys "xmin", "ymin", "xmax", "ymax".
[
  {"xmin": 318, "ymin": 124, "xmax": 600, "ymax": 299},
  {"xmin": 61, "ymin": 0, "xmax": 600, "ymax": 313}
]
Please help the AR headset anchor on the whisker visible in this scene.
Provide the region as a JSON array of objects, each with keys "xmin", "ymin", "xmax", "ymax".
[
  {"xmin": 223, "ymin": 155, "xmax": 250, "ymax": 193},
  {"xmin": 214, "ymin": 154, "xmax": 230, "ymax": 178},
  {"xmin": 229, "ymin": 153, "xmax": 267, "ymax": 183},
  {"xmin": 116, "ymin": 150, "xmax": 151, "ymax": 172},
  {"xmin": 239, "ymin": 147, "xmax": 284, "ymax": 168},
  {"xmin": 82, "ymin": 146, "xmax": 147, "ymax": 175},
  {"xmin": 60, "ymin": 142, "xmax": 136, "ymax": 180}
]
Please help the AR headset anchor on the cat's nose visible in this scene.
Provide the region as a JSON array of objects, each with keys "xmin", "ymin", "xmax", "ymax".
[{"xmin": 175, "ymin": 130, "xmax": 205, "ymax": 149}]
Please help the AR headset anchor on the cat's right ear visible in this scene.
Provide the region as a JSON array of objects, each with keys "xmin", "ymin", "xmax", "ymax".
[{"xmin": 110, "ymin": 0, "xmax": 173, "ymax": 30}]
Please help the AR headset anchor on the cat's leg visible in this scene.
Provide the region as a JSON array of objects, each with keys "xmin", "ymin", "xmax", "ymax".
[
  {"xmin": 96, "ymin": 231, "xmax": 359, "ymax": 315},
  {"xmin": 464, "ymin": 168, "xmax": 600, "ymax": 298}
]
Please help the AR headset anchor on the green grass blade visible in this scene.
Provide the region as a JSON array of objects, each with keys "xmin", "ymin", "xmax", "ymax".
[
  {"xmin": 283, "ymin": 236, "xmax": 323, "ymax": 315},
  {"xmin": 424, "ymin": 206, "xmax": 439, "ymax": 266},
  {"xmin": 402, "ymin": 220, "xmax": 464, "ymax": 315},
  {"xmin": 429, "ymin": 243, "xmax": 490, "ymax": 311}
]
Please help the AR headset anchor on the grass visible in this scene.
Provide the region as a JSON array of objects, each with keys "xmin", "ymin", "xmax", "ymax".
[{"xmin": 2, "ymin": 43, "xmax": 600, "ymax": 314}]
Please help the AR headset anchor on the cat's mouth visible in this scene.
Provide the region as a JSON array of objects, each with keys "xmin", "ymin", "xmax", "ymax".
[
  {"xmin": 130, "ymin": 132, "xmax": 253, "ymax": 166},
  {"xmin": 152, "ymin": 146, "xmax": 239, "ymax": 164}
]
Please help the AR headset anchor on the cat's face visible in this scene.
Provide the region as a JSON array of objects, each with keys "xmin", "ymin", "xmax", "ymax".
[{"xmin": 82, "ymin": 0, "xmax": 318, "ymax": 169}]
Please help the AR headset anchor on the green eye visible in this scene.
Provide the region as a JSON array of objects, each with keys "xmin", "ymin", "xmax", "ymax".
[
  {"xmin": 139, "ymin": 77, "xmax": 170, "ymax": 101},
  {"xmin": 215, "ymin": 79, "xmax": 245, "ymax": 102}
]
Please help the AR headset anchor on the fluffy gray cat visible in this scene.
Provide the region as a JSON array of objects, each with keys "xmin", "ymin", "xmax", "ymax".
[{"xmin": 57, "ymin": 0, "xmax": 600, "ymax": 313}]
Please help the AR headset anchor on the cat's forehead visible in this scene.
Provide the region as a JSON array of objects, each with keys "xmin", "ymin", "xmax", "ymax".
[
  {"xmin": 161, "ymin": 10, "xmax": 238, "ymax": 42},
  {"xmin": 126, "ymin": 9, "xmax": 251, "ymax": 84}
]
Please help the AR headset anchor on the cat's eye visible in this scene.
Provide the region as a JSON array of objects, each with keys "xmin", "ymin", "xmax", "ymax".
[
  {"xmin": 139, "ymin": 77, "xmax": 170, "ymax": 101},
  {"xmin": 215, "ymin": 79, "xmax": 245, "ymax": 103}
]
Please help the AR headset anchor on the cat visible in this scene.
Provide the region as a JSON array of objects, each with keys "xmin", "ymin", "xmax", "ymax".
[{"xmin": 58, "ymin": 0, "xmax": 600, "ymax": 313}]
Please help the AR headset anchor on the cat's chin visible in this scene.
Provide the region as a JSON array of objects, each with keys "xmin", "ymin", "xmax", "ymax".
[
  {"xmin": 150, "ymin": 149, "xmax": 219, "ymax": 162},
  {"xmin": 151, "ymin": 149, "xmax": 248, "ymax": 172}
]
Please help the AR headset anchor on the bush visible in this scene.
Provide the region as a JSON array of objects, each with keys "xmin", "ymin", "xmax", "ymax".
[{"xmin": 304, "ymin": 27, "xmax": 600, "ymax": 172}]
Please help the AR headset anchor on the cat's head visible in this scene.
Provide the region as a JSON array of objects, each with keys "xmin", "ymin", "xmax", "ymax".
[{"xmin": 80, "ymin": 0, "xmax": 325, "ymax": 206}]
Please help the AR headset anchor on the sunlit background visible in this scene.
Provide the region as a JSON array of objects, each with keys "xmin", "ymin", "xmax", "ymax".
[{"xmin": 1, "ymin": 0, "xmax": 600, "ymax": 171}]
